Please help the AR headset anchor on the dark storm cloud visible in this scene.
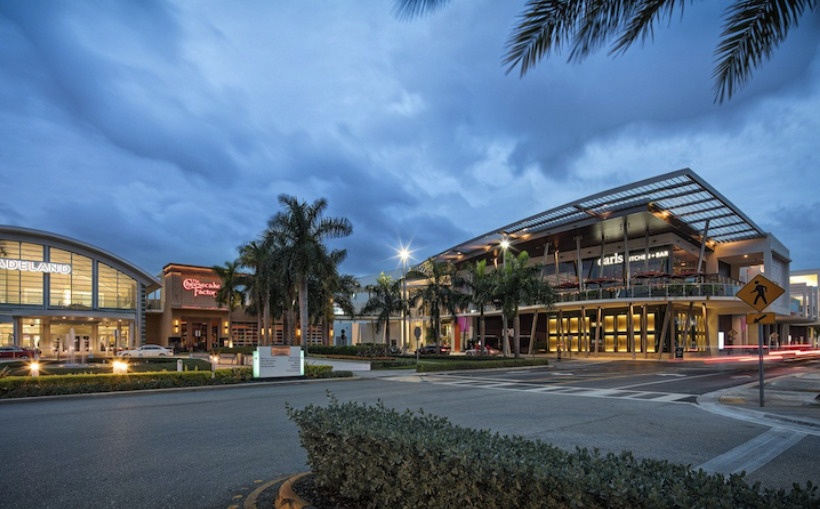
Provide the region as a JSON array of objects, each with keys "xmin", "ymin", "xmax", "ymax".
[
  {"xmin": 1, "ymin": 1, "xmax": 819, "ymax": 277},
  {"xmin": 0, "ymin": 0, "xmax": 254, "ymax": 183}
]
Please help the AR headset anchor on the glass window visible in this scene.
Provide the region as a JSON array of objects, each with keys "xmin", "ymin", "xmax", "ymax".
[
  {"xmin": 0, "ymin": 241, "xmax": 45, "ymax": 305},
  {"xmin": 98, "ymin": 263, "xmax": 136, "ymax": 309},
  {"xmin": 49, "ymin": 249, "xmax": 93, "ymax": 309}
]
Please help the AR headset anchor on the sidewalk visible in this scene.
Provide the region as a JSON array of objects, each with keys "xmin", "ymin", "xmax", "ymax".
[{"xmin": 698, "ymin": 372, "xmax": 820, "ymax": 434}]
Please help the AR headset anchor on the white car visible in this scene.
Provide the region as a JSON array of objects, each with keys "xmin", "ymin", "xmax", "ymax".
[{"xmin": 117, "ymin": 344, "xmax": 172, "ymax": 358}]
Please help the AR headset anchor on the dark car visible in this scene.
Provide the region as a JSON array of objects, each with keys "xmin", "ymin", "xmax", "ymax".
[
  {"xmin": 0, "ymin": 346, "xmax": 38, "ymax": 359},
  {"xmin": 415, "ymin": 344, "xmax": 451, "ymax": 355}
]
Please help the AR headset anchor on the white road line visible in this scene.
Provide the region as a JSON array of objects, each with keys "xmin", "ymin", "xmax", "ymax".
[
  {"xmin": 424, "ymin": 378, "xmax": 693, "ymax": 403},
  {"xmin": 697, "ymin": 428, "xmax": 806, "ymax": 475},
  {"xmin": 615, "ymin": 371, "xmax": 721, "ymax": 390}
]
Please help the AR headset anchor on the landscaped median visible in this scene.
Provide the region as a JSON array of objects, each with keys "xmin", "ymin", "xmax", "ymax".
[
  {"xmin": 0, "ymin": 363, "xmax": 348, "ymax": 399},
  {"xmin": 287, "ymin": 397, "xmax": 820, "ymax": 509}
]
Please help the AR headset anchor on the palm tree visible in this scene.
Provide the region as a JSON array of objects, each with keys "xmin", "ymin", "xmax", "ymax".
[
  {"xmin": 461, "ymin": 259, "xmax": 496, "ymax": 350},
  {"xmin": 495, "ymin": 251, "xmax": 553, "ymax": 358},
  {"xmin": 239, "ymin": 239, "xmax": 273, "ymax": 345},
  {"xmin": 395, "ymin": 0, "xmax": 817, "ymax": 102},
  {"xmin": 360, "ymin": 273, "xmax": 406, "ymax": 352},
  {"xmin": 407, "ymin": 259, "xmax": 459, "ymax": 346},
  {"xmin": 327, "ymin": 273, "xmax": 360, "ymax": 345},
  {"xmin": 212, "ymin": 259, "xmax": 245, "ymax": 348},
  {"xmin": 307, "ymin": 250, "xmax": 358, "ymax": 345},
  {"xmin": 265, "ymin": 195, "xmax": 352, "ymax": 353}
]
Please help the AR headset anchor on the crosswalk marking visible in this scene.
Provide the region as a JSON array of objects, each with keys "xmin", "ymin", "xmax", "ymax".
[
  {"xmin": 415, "ymin": 375, "xmax": 696, "ymax": 404},
  {"xmin": 697, "ymin": 428, "xmax": 806, "ymax": 475}
]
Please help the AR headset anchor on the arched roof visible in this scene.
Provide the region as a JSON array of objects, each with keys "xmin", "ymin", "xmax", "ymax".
[
  {"xmin": 0, "ymin": 225, "xmax": 161, "ymax": 291},
  {"xmin": 433, "ymin": 168, "xmax": 767, "ymax": 264}
]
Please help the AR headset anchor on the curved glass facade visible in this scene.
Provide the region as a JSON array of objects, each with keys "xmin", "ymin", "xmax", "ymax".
[{"xmin": 0, "ymin": 227, "xmax": 159, "ymax": 354}]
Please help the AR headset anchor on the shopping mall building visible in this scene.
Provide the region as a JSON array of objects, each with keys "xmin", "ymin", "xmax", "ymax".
[
  {"xmin": 0, "ymin": 226, "xmax": 160, "ymax": 356},
  {"xmin": 421, "ymin": 169, "xmax": 817, "ymax": 357},
  {"xmin": 2, "ymin": 169, "xmax": 818, "ymax": 357}
]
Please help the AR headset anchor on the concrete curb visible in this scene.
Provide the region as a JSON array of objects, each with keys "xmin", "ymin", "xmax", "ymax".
[{"xmin": 274, "ymin": 472, "xmax": 314, "ymax": 509}]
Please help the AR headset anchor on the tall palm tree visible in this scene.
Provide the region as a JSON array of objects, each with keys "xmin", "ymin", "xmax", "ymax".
[
  {"xmin": 325, "ymin": 272, "xmax": 360, "ymax": 345},
  {"xmin": 239, "ymin": 238, "xmax": 294, "ymax": 346},
  {"xmin": 265, "ymin": 195, "xmax": 352, "ymax": 353},
  {"xmin": 212, "ymin": 259, "xmax": 245, "ymax": 348},
  {"xmin": 407, "ymin": 259, "xmax": 459, "ymax": 346},
  {"xmin": 395, "ymin": 0, "xmax": 817, "ymax": 102},
  {"xmin": 495, "ymin": 251, "xmax": 553, "ymax": 358},
  {"xmin": 360, "ymin": 273, "xmax": 406, "ymax": 351},
  {"xmin": 461, "ymin": 259, "xmax": 496, "ymax": 350}
]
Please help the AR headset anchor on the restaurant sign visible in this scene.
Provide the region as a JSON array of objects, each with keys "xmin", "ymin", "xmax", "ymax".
[
  {"xmin": 182, "ymin": 278, "xmax": 221, "ymax": 297},
  {"xmin": 597, "ymin": 249, "xmax": 669, "ymax": 266},
  {"xmin": 0, "ymin": 258, "xmax": 72, "ymax": 274}
]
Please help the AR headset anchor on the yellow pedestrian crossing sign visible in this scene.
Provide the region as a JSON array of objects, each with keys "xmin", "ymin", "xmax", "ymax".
[
  {"xmin": 746, "ymin": 313, "xmax": 776, "ymax": 325},
  {"xmin": 736, "ymin": 274, "xmax": 784, "ymax": 312}
]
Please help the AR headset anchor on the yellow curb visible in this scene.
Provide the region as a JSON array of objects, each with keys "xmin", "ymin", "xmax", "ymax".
[
  {"xmin": 243, "ymin": 475, "xmax": 289, "ymax": 509},
  {"xmin": 275, "ymin": 472, "xmax": 314, "ymax": 509}
]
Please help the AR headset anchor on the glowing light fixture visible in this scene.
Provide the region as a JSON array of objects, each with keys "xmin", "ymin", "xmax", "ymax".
[{"xmin": 113, "ymin": 360, "xmax": 128, "ymax": 374}]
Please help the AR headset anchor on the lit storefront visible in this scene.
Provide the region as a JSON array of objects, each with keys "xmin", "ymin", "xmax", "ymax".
[
  {"xmin": 149, "ymin": 263, "xmax": 259, "ymax": 351},
  {"xmin": 432, "ymin": 169, "xmax": 793, "ymax": 357},
  {"xmin": 0, "ymin": 226, "xmax": 160, "ymax": 356}
]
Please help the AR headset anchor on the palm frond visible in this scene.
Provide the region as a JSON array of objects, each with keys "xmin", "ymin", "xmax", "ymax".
[
  {"xmin": 394, "ymin": 0, "xmax": 453, "ymax": 21},
  {"xmin": 610, "ymin": 0, "xmax": 686, "ymax": 56},
  {"xmin": 504, "ymin": 0, "xmax": 583, "ymax": 76},
  {"xmin": 713, "ymin": 0, "xmax": 815, "ymax": 103}
]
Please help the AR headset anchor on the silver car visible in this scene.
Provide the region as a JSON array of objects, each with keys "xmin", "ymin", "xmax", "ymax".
[{"xmin": 116, "ymin": 344, "xmax": 172, "ymax": 358}]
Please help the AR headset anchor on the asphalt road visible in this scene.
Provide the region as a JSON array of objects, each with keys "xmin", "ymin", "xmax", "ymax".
[{"xmin": 1, "ymin": 361, "xmax": 818, "ymax": 508}]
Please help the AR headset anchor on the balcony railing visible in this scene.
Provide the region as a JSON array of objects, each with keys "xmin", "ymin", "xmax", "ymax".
[{"xmin": 552, "ymin": 274, "xmax": 744, "ymax": 304}]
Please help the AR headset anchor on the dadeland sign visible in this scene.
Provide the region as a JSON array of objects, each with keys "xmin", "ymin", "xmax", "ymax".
[{"xmin": 0, "ymin": 258, "xmax": 72, "ymax": 274}]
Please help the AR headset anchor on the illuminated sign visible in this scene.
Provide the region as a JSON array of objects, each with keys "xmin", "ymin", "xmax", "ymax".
[
  {"xmin": 182, "ymin": 278, "xmax": 221, "ymax": 297},
  {"xmin": 597, "ymin": 250, "xmax": 669, "ymax": 266},
  {"xmin": 0, "ymin": 258, "xmax": 72, "ymax": 274}
]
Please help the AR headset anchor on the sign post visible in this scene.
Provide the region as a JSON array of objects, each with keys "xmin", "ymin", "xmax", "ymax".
[{"xmin": 735, "ymin": 274, "xmax": 785, "ymax": 407}]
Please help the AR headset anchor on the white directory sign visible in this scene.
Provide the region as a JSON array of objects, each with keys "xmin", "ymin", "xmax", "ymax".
[{"xmin": 253, "ymin": 345, "xmax": 304, "ymax": 378}]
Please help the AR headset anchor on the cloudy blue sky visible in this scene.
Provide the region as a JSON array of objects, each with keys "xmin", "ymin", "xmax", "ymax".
[{"xmin": 1, "ymin": 1, "xmax": 819, "ymax": 277}]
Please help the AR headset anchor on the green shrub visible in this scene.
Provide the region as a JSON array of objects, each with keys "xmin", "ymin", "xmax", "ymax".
[
  {"xmin": 303, "ymin": 365, "xmax": 353, "ymax": 379},
  {"xmin": 309, "ymin": 344, "xmax": 391, "ymax": 358},
  {"xmin": 416, "ymin": 357, "xmax": 550, "ymax": 372},
  {"xmin": 0, "ymin": 371, "xmax": 214, "ymax": 399},
  {"xmin": 371, "ymin": 358, "xmax": 416, "ymax": 370},
  {"xmin": 287, "ymin": 397, "xmax": 819, "ymax": 509},
  {"xmin": 212, "ymin": 367, "xmax": 254, "ymax": 384}
]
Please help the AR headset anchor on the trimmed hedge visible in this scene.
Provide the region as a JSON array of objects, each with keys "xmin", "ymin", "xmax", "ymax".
[
  {"xmin": 287, "ymin": 398, "xmax": 819, "ymax": 509},
  {"xmin": 308, "ymin": 344, "xmax": 391, "ymax": 358},
  {"xmin": 0, "ymin": 371, "xmax": 214, "ymax": 399},
  {"xmin": 417, "ymin": 357, "xmax": 550, "ymax": 372}
]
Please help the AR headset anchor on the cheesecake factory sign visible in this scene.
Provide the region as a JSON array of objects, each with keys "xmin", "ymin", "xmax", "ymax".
[{"xmin": 182, "ymin": 278, "xmax": 221, "ymax": 298}]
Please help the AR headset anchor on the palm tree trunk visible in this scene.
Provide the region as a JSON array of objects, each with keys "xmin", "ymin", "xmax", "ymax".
[
  {"xmin": 299, "ymin": 277, "xmax": 309, "ymax": 353},
  {"xmin": 513, "ymin": 314, "xmax": 521, "ymax": 359},
  {"xmin": 263, "ymin": 288, "xmax": 272, "ymax": 345}
]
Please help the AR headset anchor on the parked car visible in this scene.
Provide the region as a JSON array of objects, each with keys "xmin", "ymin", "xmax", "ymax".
[
  {"xmin": 0, "ymin": 346, "xmax": 38, "ymax": 359},
  {"xmin": 465, "ymin": 345, "xmax": 501, "ymax": 356},
  {"xmin": 415, "ymin": 344, "xmax": 451, "ymax": 355},
  {"xmin": 116, "ymin": 344, "xmax": 173, "ymax": 358}
]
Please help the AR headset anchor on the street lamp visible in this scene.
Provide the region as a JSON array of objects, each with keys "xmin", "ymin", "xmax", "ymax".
[
  {"xmin": 399, "ymin": 246, "xmax": 411, "ymax": 354},
  {"xmin": 500, "ymin": 237, "xmax": 509, "ymax": 356}
]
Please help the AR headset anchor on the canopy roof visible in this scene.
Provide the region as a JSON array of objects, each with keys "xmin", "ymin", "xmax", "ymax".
[{"xmin": 434, "ymin": 168, "xmax": 767, "ymax": 263}]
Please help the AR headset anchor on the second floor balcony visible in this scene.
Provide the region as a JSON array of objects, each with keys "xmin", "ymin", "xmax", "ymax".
[{"xmin": 552, "ymin": 273, "xmax": 744, "ymax": 304}]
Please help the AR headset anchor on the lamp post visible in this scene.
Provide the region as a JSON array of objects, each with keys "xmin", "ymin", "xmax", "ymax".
[
  {"xmin": 399, "ymin": 247, "xmax": 410, "ymax": 354},
  {"xmin": 500, "ymin": 238, "xmax": 510, "ymax": 357}
]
